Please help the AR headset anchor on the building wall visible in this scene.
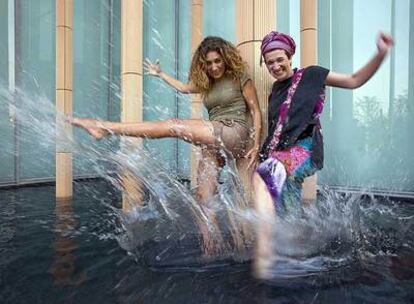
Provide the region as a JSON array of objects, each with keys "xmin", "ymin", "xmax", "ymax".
[
  {"xmin": 13, "ymin": 0, "xmax": 55, "ymax": 181},
  {"xmin": 0, "ymin": 0, "xmax": 413, "ymax": 194},
  {"xmin": 0, "ymin": 0, "xmax": 14, "ymax": 183},
  {"xmin": 319, "ymin": 0, "xmax": 414, "ymax": 193}
]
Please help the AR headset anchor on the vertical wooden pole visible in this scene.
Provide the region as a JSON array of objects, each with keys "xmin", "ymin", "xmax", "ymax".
[
  {"xmin": 190, "ymin": 0, "xmax": 203, "ymax": 187},
  {"xmin": 300, "ymin": 0, "xmax": 318, "ymax": 201},
  {"xmin": 121, "ymin": 0, "xmax": 144, "ymax": 211},
  {"xmin": 236, "ymin": 0, "xmax": 276, "ymax": 198},
  {"xmin": 56, "ymin": 0, "xmax": 73, "ymax": 200}
]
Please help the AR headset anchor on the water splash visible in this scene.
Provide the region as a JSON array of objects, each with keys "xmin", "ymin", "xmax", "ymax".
[
  {"xmin": 0, "ymin": 82, "xmax": 255, "ymax": 266},
  {"xmin": 1, "ymin": 82, "xmax": 413, "ymax": 284},
  {"xmin": 263, "ymin": 189, "xmax": 414, "ymax": 286}
]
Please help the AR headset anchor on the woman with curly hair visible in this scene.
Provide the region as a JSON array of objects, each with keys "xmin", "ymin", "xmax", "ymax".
[{"xmin": 71, "ymin": 36, "xmax": 262, "ymax": 205}]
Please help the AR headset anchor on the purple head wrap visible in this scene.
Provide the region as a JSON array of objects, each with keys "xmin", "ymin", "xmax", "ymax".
[{"xmin": 260, "ymin": 31, "xmax": 296, "ymax": 64}]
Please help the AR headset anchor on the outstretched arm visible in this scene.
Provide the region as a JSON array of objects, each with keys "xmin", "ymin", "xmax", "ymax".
[
  {"xmin": 325, "ymin": 32, "xmax": 393, "ymax": 89},
  {"xmin": 243, "ymin": 79, "xmax": 262, "ymax": 169},
  {"xmin": 143, "ymin": 59, "xmax": 199, "ymax": 94}
]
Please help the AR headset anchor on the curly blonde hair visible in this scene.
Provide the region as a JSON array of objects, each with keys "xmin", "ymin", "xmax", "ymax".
[{"xmin": 189, "ymin": 36, "xmax": 247, "ymax": 95}]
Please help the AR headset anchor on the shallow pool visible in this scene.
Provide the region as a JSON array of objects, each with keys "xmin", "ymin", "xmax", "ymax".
[{"xmin": 0, "ymin": 181, "xmax": 413, "ymax": 303}]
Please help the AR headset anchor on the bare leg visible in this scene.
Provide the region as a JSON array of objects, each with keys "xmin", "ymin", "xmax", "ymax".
[
  {"xmin": 71, "ymin": 117, "xmax": 217, "ymax": 147},
  {"xmin": 196, "ymin": 147, "xmax": 221, "ymax": 204},
  {"xmin": 252, "ymin": 172, "xmax": 277, "ymax": 279},
  {"xmin": 195, "ymin": 148, "xmax": 224, "ymax": 254}
]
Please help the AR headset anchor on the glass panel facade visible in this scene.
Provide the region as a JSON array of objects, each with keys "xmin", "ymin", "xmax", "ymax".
[
  {"xmin": 0, "ymin": 0, "xmax": 120, "ymax": 184},
  {"xmin": 109, "ymin": 0, "xmax": 121, "ymax": 122},
  {"xmin": 142, "ymin": 0, "xmax": 192, "ymax": 179},
  {"xmin": 318, "ymin": 0, "xmax": 414, "ymax": 193},
  {"xmin": 143, "ymin": 0, "xmax": 182, "ymax": 175},
  {"xmin": 15, "ymin": 0, "xmax": 55, "ymax": 180},
  {"xmin": 176, "ymin": 0, "xmax": 192, "ymax": 178},
  {"xmin": 204, "ymin": 0, "xmax": 235, "ymax": 42},
  {"xmin": 0, "ymin": 0, "xmax": 413, "ymax": 194},
  {"xmin": 277, "ymin": 0, "xmax": 301, "ymax": 67},
  {"xmin": 0, "ymin": 0, "xmax": 15, "ymax": 183},
  {"xmin": 73, "ymin": 0, "xmax": 117, "ymax": 176}
]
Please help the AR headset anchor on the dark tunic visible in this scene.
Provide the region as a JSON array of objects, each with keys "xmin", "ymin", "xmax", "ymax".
[{"xmin": 260, "ymin": 65, "xmax": 330, "ymax": 169}]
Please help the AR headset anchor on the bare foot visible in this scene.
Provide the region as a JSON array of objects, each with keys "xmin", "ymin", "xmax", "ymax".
[{"xmin": 70, "ymin": 118, "xmax": 109, "ymax": 140}]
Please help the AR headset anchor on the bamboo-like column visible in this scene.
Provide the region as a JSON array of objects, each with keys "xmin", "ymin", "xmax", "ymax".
[
  {"xmin": 56, "ymin": 0, "xmax": 73, "ymax": 200},
  {"xmin": 300, "ymin": 0, "xmax": 318, "ymax": 201},
  {"xmin": 190, "ymin": 0, "xmax": 204, "ymax": 186},
  {"xmin": 236, "ymin": 0, "xmax": 276, "ymax": 198},
  {"xmin": 121, "ymin": 0, "xmax": 144, "ymax": 210}
]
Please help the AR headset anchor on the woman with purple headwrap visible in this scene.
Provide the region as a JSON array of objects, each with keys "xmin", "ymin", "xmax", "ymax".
[{"xmin": 252, "ymin": 31, "xmax": 393, "ymax": 278}]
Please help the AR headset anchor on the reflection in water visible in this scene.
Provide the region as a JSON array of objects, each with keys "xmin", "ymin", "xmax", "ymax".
[
  {"xmin": 0, "ymin": 191, "xmax": 17, "ymax": 269},
  {"xmin": 50, "ymin": 199, "xmax": 86, "ymax": 287},
  {"xmin": 390, "ymin": 253, "xmax": 414, "ymax": 281},
  {"xmin": 0, "ymin": 184, "xmax": 412, "ymax": 303}
]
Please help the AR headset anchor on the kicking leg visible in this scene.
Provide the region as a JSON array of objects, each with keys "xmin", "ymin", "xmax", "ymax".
[{"xmin": 71, "ymin": 117, "xmax": 217, "ymax": 146}]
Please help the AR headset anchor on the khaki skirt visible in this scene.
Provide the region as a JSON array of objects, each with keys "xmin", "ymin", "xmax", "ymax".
[{"xmin": 210, "ymin": 119, "xmax": 250, "ymax": 159}]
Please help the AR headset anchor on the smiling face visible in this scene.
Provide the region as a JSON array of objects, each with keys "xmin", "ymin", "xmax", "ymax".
[
  {"xmin": 205, "ymin": 51, "xmax": 226, "ymax": 79},
  {"xmin": 263, "ymin": 49, "xmax": 293, "ymax": 81}
]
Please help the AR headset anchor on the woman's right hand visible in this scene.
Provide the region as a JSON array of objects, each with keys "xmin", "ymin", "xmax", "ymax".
[
  {"xmin": 143, "ymin": 59, "xmax": 162, "ymax": 77},
  {"xmin": 143, "ymin": 59, "xmax": 195, "ymax": 93}
]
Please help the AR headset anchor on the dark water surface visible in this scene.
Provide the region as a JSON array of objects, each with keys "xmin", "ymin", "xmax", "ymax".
[{"xmin": 0, "ymin": 181, "xmax": 413, "ymax": 304}]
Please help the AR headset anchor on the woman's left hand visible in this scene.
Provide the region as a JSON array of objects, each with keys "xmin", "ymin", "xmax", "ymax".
[
  {"xmin": 377, "ymin": 32, "xmax": 394, "ymax": 54},
  {"xmin": 245, "ymin": 146, "xmax": 260, "ymax": 169}
]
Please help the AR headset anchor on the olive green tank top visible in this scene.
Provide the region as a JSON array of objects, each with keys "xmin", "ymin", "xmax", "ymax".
[{"xmin": 203, "ymin": 71, "xmax": 251, "ymax": 127}]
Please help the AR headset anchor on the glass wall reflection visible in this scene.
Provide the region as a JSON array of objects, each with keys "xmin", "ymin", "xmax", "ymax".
[
  {"xmin": 15, "ymin": 0, "xmax": 55, "ymax": 180},
  {"xmin": 0, "ymin": 0, "xmax": 15, "ymax": 183},
  {"xmin": 0, "ymin": 0, "xmax": 412, "ymax": 194},
  {"xmin": 319, "ymin": 0, "xmax": 414, "ymax": 193},
  {"xmin": 73, "ymin": 0, "xmax": 119, "ymax": 176},
  {"xmin": 143, "ymin": 0, "xmax": 211, "ymax": 178}
]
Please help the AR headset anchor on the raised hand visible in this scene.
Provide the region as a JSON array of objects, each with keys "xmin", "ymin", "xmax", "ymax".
[
  {"xmin": 143, "ymin": 58, "xmax": 162, "ymax": 77},
  {"xmin": 377, "ymin": 32, "xmax": 394, "ymax": 54}
]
